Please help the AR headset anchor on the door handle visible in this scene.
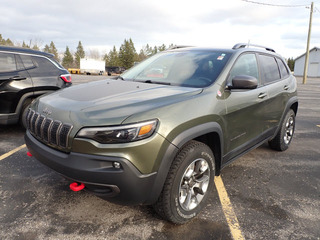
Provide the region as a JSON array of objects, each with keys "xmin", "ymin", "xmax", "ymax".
[
  {"xmin": 10, "ymin": 75, "xmax": 27, "ymax": 81},
  {"xmin": 258, "ymin": 92, "xmax": 267, "ymax": 99},
  {"xmin": 284, "ymin": 85, "xmax": 289, "ymax": 90}
]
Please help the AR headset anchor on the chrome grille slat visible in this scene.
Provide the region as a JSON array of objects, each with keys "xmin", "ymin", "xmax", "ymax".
[
  {"xmin": 43, "ymin": 118, "xmax": 53, "ymax": 142},
  {"xmin": 31, "ymin": 113, "xmax": 39, "ymax": 134},
  {"xmin": 59, "ymin": 124, "xmax": 73, "ymax": 148},
  {"xmin": 28, "ymin": 110, "xmax": 35, "ymax": 132},
  {"xmin": 26, "ymin": 108, "xmax": 73, "ymax": 150},
  {"xmin": 50, "ymin": 121, "xmax": 62, "ymax": 145},
  {"xmin": 35, "ymin": 115, "xmax": 45, "ymax": 137}
]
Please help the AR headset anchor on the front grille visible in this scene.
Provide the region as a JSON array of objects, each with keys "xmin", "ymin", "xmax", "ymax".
[{"xmin": 26, "ymin": 109, "xmax": 73, "ymax": 149}]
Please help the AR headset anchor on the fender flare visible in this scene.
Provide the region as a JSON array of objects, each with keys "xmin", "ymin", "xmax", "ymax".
[
  {"xmin": 271, "ymin": 96, "xmax": 298, "ymax": 140},
  {"xmin": 145, "ymin": 122, "xmax": 223, "ymax": 204}
]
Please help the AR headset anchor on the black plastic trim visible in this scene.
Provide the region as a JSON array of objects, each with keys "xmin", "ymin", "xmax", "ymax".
[
  {"xmin": 145, "ymin": 122, "xmax": 223, "ymax": 204},
  {"xmin": 25, "ymin": 131, "xmax": 157, "ymax": 205}
]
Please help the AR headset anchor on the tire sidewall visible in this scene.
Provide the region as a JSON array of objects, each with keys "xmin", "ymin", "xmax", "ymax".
[
  {"xmin": 20, "ymin": 99, "xmax": 32, "ymax": 128},
  {"xmin": 169, "ymin": 144, "xmax": 215, "ymax": 222},
  {"xmin": 280, "ymin": 109, "xmax": 295, "ymax": 150}
]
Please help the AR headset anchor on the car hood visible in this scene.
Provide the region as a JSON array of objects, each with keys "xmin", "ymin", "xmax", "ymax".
[{"xmin": 35, "ymin": 79, "xmax": 202, "ymax": 126}]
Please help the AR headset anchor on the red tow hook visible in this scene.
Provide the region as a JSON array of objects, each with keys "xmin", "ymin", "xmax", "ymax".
[
  {"xmin": 70, "ymin": 182, "xmax": 85, "ymax": 192},
  {"xmin": 27, "ymin": 152, "xmax": 32, "ymax": 157}
]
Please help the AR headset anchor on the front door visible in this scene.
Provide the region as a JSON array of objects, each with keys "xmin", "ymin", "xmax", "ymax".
[{"xmin": 223, "ymin": 53, "xmax": 267, "ymax": 163}]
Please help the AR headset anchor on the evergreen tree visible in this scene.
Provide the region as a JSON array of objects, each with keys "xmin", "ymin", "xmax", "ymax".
[
  {"xmin": 287, "ymin": 57, "xmax": 295, "ymax": 72},
  {"xmin": 43, "ymin": 44, "xmax": 50, "ymax": 53},
  {"xmin": 22, "ymin": 41, "xmax": 29, "ymax": 48},
  {"xmin": 32, "ymin": 44, "xmax": 40, "ymax": 50},
  {"xmin": 103, "ymin": 53, "xmax": 110, "ymax": 66},
  {"xmin": 62, "ymin": 46, "xmax": 74, "ymax": 68},
  {"xmin": 49, "ymin": 41, "xmax": 59, "ymax": 61},
  {"xmin": 153, "ymin": 46, "xmax": 158, "ymax": 55},
  {"xmin": 138, "ymin": 49, "xmax": 147, "ymax": 62},
  {"xmin": 106, "ymin": 46, "xmax": 120, "ymax": 66},
  {"xmin": 0, "ymin": 34, "xmax": 4, "ymax": 45},
  {"xmin": 0, "ymin": 35, "xmax": 14, "ymax": 46},
  {"xmin": 75, "ymin": 41, "xmax": 85, "ymax": 68},
  {"xmin": 119, "ymin": 38, "xmax": 137, "ymax": 69},
  {"xmin": 158, "ymin": 44, "xmax": 166, "ymax": 52},
  {"xmin": 5, "ymin": 38, "xmax": 14, "ymax": 46},
  {"xmin": 144, "ymin": 44, "xmax": 153, "ymax": 56}
]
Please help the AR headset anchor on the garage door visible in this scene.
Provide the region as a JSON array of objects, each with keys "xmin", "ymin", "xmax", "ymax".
[{"xmin": 309, "ymin": 63, "xmax": 319, "ymax": 77}]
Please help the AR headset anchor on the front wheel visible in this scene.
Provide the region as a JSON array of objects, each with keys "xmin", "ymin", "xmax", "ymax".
[
  {"xmin": 153, "ymin": 140, "xmax": 215, "ymax": 224},
  {"xmin": 269, "ymin": 109, "xmax": 296, "ymax": 151}
]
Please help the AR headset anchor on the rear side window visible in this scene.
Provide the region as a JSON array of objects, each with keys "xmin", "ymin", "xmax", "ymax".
[
  {"xmin": 31, "ymin": 56, "xmax": 59, "ymax": 72},
  {"xmin": 20, "ymin": 55, "xmax": 36, "ymax": 69},
  {"xmin": 49, "ymin": 57, "xmax": 64, "ymax": 69},
  {"xmin": 0, "ymin": 53, "xmax": 17, "ymax": 72},
  {"xmin": 258, "ymin": 55, "xmax": 281, "ymax": 84},
  {"xmin": 228, "ymin": 53, "xmax": 259, "ymax": 84},
  {"xmin": 15, "ymin": 55, "xmax": 25, "ymax": 71},
  {"xmin": 276, "ymin": 58, "xmax": 289, "ymax": 79}
]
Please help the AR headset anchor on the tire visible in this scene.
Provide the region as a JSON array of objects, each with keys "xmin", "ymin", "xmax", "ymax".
[
  {"xmin": 269, "ymin": 109, "xmax": 295, "ymax": 151},
  {"xmin": 153, "ymin": 140, "xmax": 215, "ymax": 224},
  {"xmin": 19, "ymin": 98, "xmax": 32, "ymax": 129}
]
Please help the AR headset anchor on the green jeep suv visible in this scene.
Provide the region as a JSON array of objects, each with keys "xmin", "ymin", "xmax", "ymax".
[{"xmin": 25, "ymin": 43, "xmax": 298, "ymax": 224}]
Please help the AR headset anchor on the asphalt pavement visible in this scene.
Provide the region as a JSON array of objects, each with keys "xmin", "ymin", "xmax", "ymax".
[{"xmin": 0, "ymin": 75, "xmax": 319, "ymax": 240}]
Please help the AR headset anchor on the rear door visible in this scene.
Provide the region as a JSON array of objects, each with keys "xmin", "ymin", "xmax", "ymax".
[
  {"xmin": 0, "ymin": 52, "xmax": 32, "ymax": 114},
  {"xmin": 21, "ymin": 55, "xmax": 65, "ymax": 91},
  {"xmin": 258, "ymin": 54, "xmax": 290, "ymax": 134}
]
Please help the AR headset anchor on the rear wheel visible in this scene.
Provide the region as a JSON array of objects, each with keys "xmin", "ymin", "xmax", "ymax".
[
  {"xmin": 19, "ymin": 98, "xmax": 32, "ymax": 128},
  {"xmin": 269, "ymin": 109, "xmax": 295, "ymax": 151},
  {"xmin": 153, "ymin": 140, "xmax": 215, "ymax": 224}
]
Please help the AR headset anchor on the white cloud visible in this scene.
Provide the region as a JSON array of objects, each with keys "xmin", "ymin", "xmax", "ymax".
[{"xmin": 0, "ymin": 0, "xmax": 319, "ymax": 58}]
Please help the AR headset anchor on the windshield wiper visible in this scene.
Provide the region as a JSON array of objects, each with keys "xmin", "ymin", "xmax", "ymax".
[{"xmin": 141, "ymin": 80, "xmax": 171, "ymax": 85}]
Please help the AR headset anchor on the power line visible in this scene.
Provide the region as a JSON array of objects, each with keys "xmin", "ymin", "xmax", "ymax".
[{"xmin": 241, "ymin": 0, "xmax": 308, "ymax": 7}]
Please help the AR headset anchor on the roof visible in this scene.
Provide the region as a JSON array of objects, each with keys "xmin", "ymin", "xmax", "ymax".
[
  {"xmin": 0, "ymin": 45, "xmax": 54, "ymax": 58},
  {"xmin": 294, "ymin": 47, "xmax": 320, "ymax": 61}
]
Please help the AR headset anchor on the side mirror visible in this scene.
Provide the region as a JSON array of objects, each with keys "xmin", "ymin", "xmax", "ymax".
[{"xmin": 227, "ymin": 75, "xmax": 258, "ymax": 90}]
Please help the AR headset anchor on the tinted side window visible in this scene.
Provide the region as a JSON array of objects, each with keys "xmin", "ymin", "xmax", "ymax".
[
  {"xmin": 276, "ymin": 58, "xmax": 289, "ymax": 78},
  {"xmin": 20, "ymin": 55, "xmax": 36, "ymax": 69},
  {"xmin": 228, "ymin": 53, "xmax": 259, "ymax": 84},
  {"xmin": 258, "ymin": 55, "xmax": 281, "ymax": 84},
  {"xmin": 15, "ymin": 55, "xmax": 25, "ymax": 71},
  {"xmin": 31, "ymin": 56, "xmax": 59, "ymax": 73},
  {"xmin": 0, "ymin": 53, "xmax": 17, "ymax": 72}
]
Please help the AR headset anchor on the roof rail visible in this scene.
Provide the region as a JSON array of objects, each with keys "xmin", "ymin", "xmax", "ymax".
[{"xmin": 232, "ymin": 43, "xmax": 275, "ymax": 53}]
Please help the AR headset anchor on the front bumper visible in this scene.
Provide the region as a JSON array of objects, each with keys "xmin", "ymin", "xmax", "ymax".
[{"xmin": 25, "ymin": 131, "xmax": 158, "ymax": 205}]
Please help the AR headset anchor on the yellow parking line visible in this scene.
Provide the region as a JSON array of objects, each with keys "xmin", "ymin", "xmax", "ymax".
[
  {"xmin": 317, "ymin": 125, "xmax": 320, "ymax": 128},
  {"xmin": 215, "ymin": 176, "xmax": 245, "ymax": 240},
  {"xmin": 0, "ymin": 144, "xmax": 26, "ymax": 161}
]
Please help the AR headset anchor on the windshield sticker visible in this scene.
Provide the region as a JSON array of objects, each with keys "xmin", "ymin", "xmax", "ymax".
[{"xmin": 217, "ymin": 54, "xmax": 226, "ymax": 61}]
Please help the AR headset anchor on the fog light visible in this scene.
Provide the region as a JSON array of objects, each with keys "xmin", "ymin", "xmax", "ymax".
[{"xmin": 113, "ymin": 162, "xmax": 121, "ymax": 169}]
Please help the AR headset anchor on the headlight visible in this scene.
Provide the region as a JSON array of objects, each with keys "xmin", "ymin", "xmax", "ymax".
[{"xmin": 76, "ymin": 120, "xmax": 158, "ymax": 144}]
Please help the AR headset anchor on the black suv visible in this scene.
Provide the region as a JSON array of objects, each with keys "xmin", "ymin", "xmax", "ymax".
[
  {"xmin": 25, "ymin": 43, "xmax": 298, "ymax": 224},
  {"xmin": 0, "ymin": 46, "xmax": 71, "ymax": 127}
]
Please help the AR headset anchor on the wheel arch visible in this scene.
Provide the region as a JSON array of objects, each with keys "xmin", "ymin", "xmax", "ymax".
[
  {"xmin": 271, "ymin": 96, "xmax": 298, "ymax": 140},
  {"xmin": 146, "ymin": 122, "xmax": 223, "ymax": 204}
]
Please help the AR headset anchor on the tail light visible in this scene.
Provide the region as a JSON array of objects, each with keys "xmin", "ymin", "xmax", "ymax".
[{"xmin": 60, "ymin": 74, "xmax": 72, "ymax": 83}]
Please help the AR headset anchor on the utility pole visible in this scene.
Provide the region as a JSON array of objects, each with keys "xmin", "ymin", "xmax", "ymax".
[{"xmin": 303, "ymin": 2, "xmax": 314, "ymax": 84}]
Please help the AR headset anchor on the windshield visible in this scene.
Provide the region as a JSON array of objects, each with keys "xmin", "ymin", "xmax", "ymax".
[{"xmin": 121, "ymin": 50, "xmax": 231, "ymax": 88}]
